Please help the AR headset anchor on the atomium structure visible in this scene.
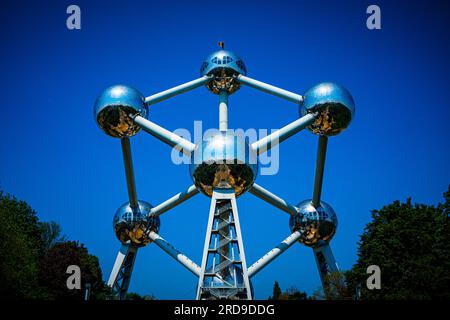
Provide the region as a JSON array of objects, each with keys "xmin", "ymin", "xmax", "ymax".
[{"xmin": 94, "ymin": 43, "xmax": 355, "ymax": 300}]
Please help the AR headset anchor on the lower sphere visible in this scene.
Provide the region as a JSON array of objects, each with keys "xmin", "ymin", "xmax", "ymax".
[
  {"xmin": 113, "ymin": 200, "xmax": 160, "ymax": 247},
  {"xmin": 289, "ymin": 199, "xmax": 337, "ymax": 247}
]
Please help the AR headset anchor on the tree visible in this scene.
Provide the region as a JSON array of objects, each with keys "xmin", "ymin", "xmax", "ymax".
[
  {"xmin": 311, "ymin": 271, "xmax": 352, "ymax": 300},
  {"xmin": 268, "ymin": 281, "xmax": 282, "ymax": 300},
  {"xmin": 125, "ymin": 292, "xmax": 156, "ymax": 300},
  {"xmin": 39, "ymin": 221, "xmax": 66, "ymax": 252},
  {"xmin": 346, "ymin": 186, "xmax": 450, "ymax": 300},
  {"xmin": 39, "ymin": 241, "xmax": 110, "ymax": 300},
  {"xmin": 279, "ymin": 286, "xmax": 308, "ymax": 300},
  {"xmin": 0, "ymin": 190, "xmax": 111, "ymax": 300},
  {"xmin": 0, "ymin": 191, "xmax": 46, "ymax": 299},
  {"xmin": 126, "ymin": 292, "xmax": 144, "ymax": 300},
  {"xmin": 268, "ymin": 281, "xmax": 308, "ymax": 300}
]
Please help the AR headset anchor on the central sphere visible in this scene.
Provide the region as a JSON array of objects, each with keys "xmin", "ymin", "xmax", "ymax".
[
  {"xmin": 113, "ymin": 200, "xmax": 160, "ymax": 247},
  {"xmin": 189, "ymin": 132, "xmax": 258, "ymax": 197},
  {"xmin": 200, "ymin": 49, "xmax": 247, "ymax": 94},
  {"xmin": 289, "ymin": 200, "xmax": 338, "ymax": 247}
]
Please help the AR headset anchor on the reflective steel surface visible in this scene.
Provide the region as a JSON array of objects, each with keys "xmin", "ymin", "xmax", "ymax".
[
  {"xmin": 200, "ymin": 49, "xmax": 247, "ymax": 94},
  {"xmin": 289, "ymin": 199, "xmax": 337, "ymax": 247},
  {"xmin": 113, "ymin": 200, "xmax": 160, "ymax": 247},
  {"xmin": 300, "ymin": 82, "xmax": 355, "ymax": 136},
  {"xmin": 94, "ymin": 85, "xmax": 147, "ymax": 138},
  {"xmin": 189, "ymin": 133, "xmax": 258, "ymax": 197}
]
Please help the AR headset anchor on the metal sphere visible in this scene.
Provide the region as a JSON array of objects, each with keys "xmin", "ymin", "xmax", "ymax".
[
  {"xmin": 189, "ymin": 132, "xmax": 258, "ymax": 197},
  {"xmin": 200, "ymin": 49, "xmax": 247, "ymax": 94},
  {"xmin": 94, "ymin": 85, "xmax": 147, "ymax": 138},
  {"xmin": 289, "ymin": 200, "xmax": 338, "ymax": 247},
  {"xmin": 113, "ymin": 200, "xmax": 160, "ymax": 247},
  {"xmin": 300, "ymin": 82, "xmax": 355, "ymax": 136}
]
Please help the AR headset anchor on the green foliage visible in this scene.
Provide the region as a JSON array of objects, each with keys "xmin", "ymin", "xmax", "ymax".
[
  {"xmin": 126, "ymin": 292, "xmax": 144, "ymax": 300},
  {"xmin": 268, "ymin": 281, "xmax": 282, "ymax": 300},
  {"xmin": 39, "ymin": 241, "xmax": 110, "ymax": 300},
  {"xmin": 125, "ymin": 292, "xmax": 156, "ymax": 300},
  {"xmin": 268, "ymin": 281, "xmax": 308, "ymax": 300},
  {"xmin": 311, "ymin": 271, "xmax": 352, "ymax": 300},
  {"xmin": 0, "ymin": 190, "xmax": 110, "ymax": 300},
  {"xmin": 0, "ymin": 191, "xmax": 45, "ymax": 298},
  {"xmin": 346, "ymin": 186, "xmax": 450, "ymax": 300},
  {"xmin": 279, "ymin": 286, "xmax": 308, "ymax": 300},
  {"xmin": 39, "ymin": 221, "xmax": 66, "ymax": 252}
]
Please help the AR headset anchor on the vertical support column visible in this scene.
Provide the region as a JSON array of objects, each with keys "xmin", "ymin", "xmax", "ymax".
[
  {"xmin": 313, "ymin": 241, "xmax": 340, "ymax": 297},
  {"xmin": 312, "ymin": 135, "xmax": 328, "ymax": 207},
  {"xmin": 196, "ymin": 189, "xmax": 252, "ymax": 300},
  {"xmin": 219, "ymin": 90, "xmax": 228, "ymax": 132},
  {"xmin": 121, "ymin": 137, "xmax": 138, "ymax": 209},
  {"xmin": 107, "ymin": 244, "xmax": 138, "ymax": 300}
]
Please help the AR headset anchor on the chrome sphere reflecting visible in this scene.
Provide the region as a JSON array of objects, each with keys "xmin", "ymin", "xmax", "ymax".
[
  {"xmin": 300, "ymin": 82, "xmax": 355, "ymax": 136},
  {"xmin": 289, "ymin": 200, "xmax": 338, "ymax": 247},
  {"xmin": 200, "ymin": 49, "xmax": 247, "ymax": 94},
  {"xmin": 113, "ymin": 200, "xmax": 160, "ymax": 247},
  {"xmin": 190, "ymin": 132, "xmax": 258, "ymax": 197},
  {"xmin": 94, "ymin": 85, "xmax": 147, "ymax": 138}
]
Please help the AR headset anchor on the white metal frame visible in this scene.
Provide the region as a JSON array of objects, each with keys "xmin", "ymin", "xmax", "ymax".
[
  {"xmin": 108, "ymin": 244, "xmax": 138, "ymax": 300},
  {"xmin": 106, "ymin": 65, "xmax": 340, "ymax": 300},
  {"xmin": 196, "ymin": 189, "xmax": 252, "ymax": 300},
  {"xmin": 313, "ymin": 241, "xmax": 340, "ymax": 291}
]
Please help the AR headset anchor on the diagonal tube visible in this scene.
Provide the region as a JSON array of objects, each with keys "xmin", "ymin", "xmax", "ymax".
[
  {"xmin": 148, "ymin": 231, "xmax": 201, "ymax": 277},
  {"xmin": 107, "ymin": 244, "xmax": 135, "ymax": 287},
  {"xmin": 248, "ymin": 231, "xmax": 302, "ymax": 278},
  {"xmin": 249, "ymin": 184, "xmax": 298, "ymax": 215},
  {"xmin": 313, "ymin": 241, "xmax": 340, "ymax": 295},
  {"xmin": 144, "ymin": 76, "xmax": 211, "ymax": 105},
  {"xmin": 107, "ymin": 244, "xmax": 138, "ymax": 300},
  {"xmin": 133, "ymin": 115, "xmax": 196, "ymax": 155},
  {"xmin": 121, "ymin": 138, "xmax": 138, "ymax": 209},
  {"xmin": 251, "ymin": 112, "xmax": 317, "ymax": 155},
  {"xmin": 149, "ymin": 185, "xmax": 199, "ymax": 217},
  {"xmin": 237, "ymin": 75, "xmax": 303, "ymax": 104},
  {"xmin": 312, "ymin": 135, "xmax": 328, "ymax": 207}
]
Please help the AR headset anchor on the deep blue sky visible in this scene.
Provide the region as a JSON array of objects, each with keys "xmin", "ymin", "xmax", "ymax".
[{"xmin": 1, "ymin": 0, "xmax": 449, "ymax": 299}]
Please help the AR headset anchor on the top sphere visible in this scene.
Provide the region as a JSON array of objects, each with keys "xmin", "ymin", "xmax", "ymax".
[
  {"xmin": 300, "ymin": 82, "xmax": 355, "ymax": 136},
  {"xmin": 94, "ymin": 85, "xmax": 147, "ymax": 138},
  {"xmin": 200, "ymin": 49, "xmax": 247, "ymax": 94}
]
